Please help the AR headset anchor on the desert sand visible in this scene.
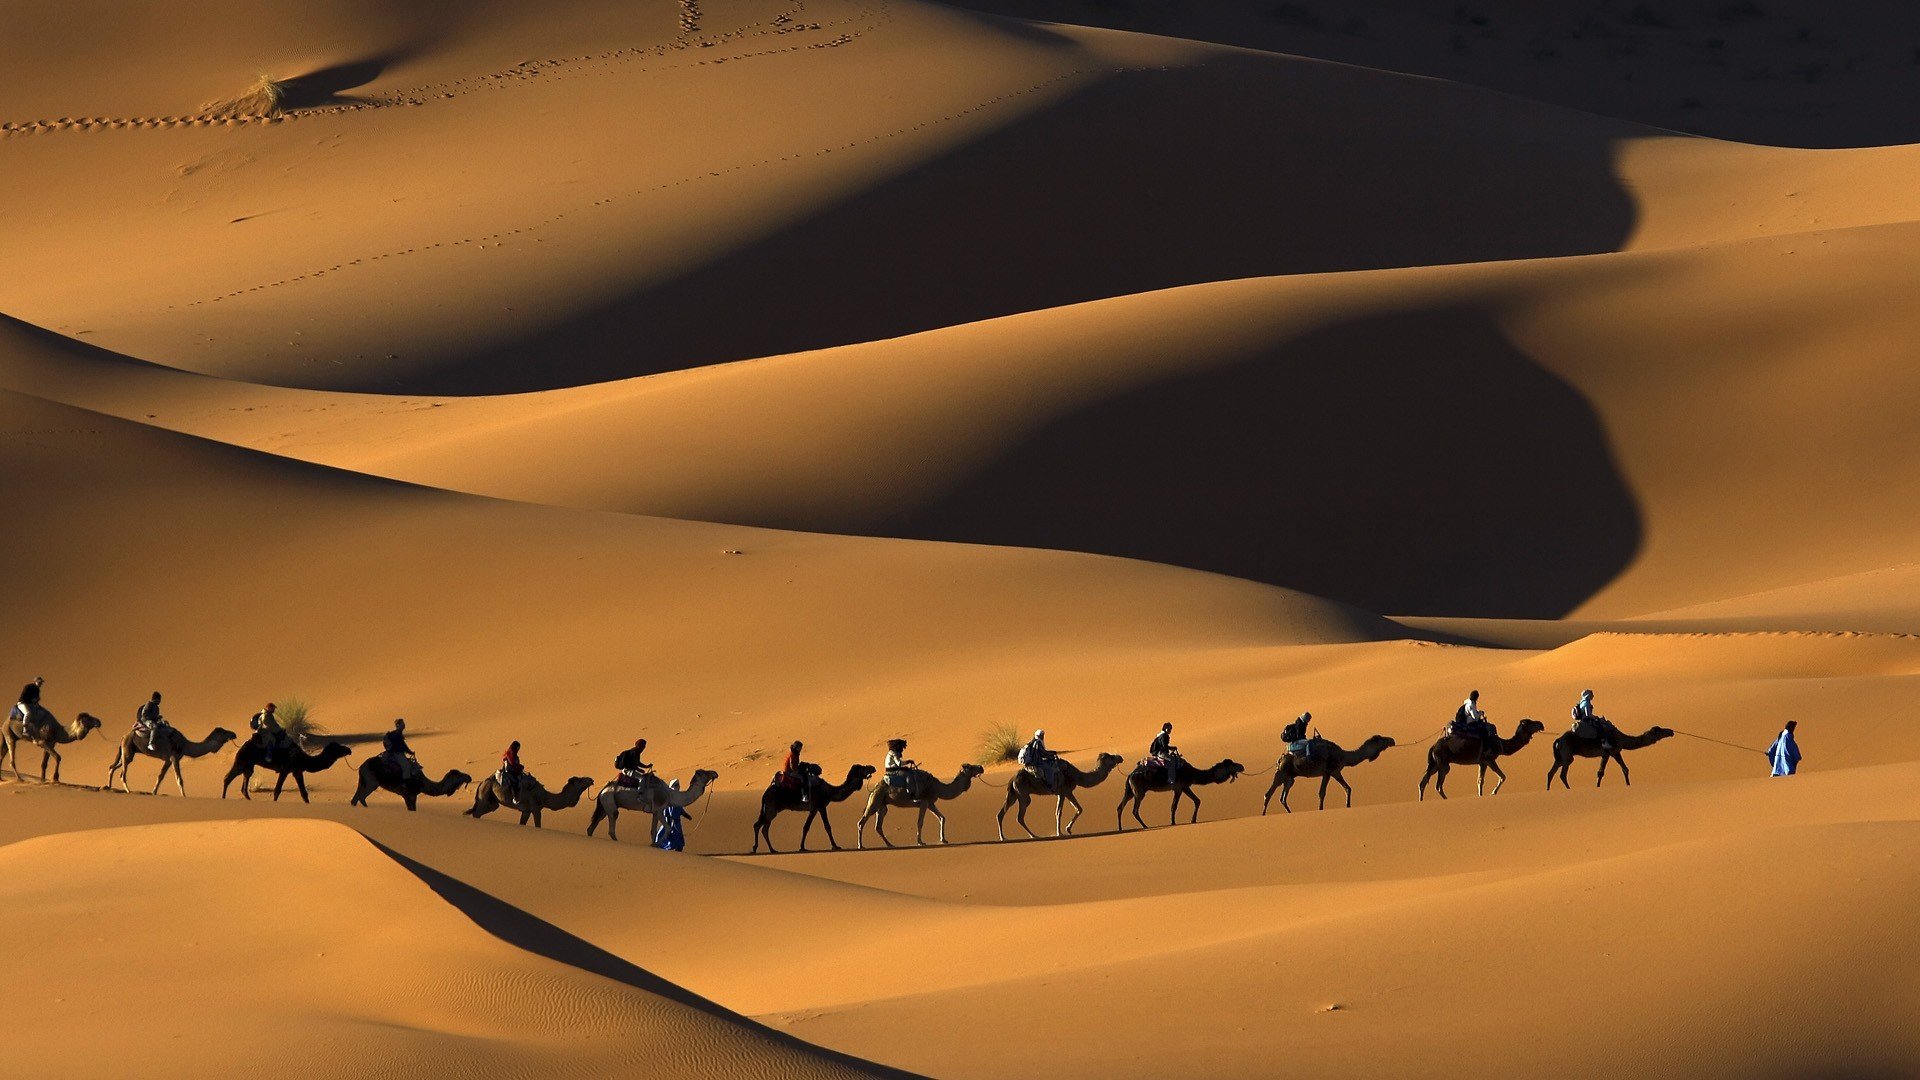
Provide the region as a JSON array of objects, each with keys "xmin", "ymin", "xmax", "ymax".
[{"xmin": 5, "ymin": 1, "xmax": 1919, "ymax": 1077}]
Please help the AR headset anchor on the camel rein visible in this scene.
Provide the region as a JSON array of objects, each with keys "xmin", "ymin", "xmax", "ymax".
[{"xmin": 1670, "ymin": 728, "xmax": 1769, "ymax": 756}]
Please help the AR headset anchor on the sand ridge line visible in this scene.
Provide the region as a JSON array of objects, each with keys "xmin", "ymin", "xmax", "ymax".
[
  {"xmin": 174, "ymin": 60, "xmax": 1178, "ymax": 312},
  {"xmin": 0, "ymin": 0, "xmax": 850, "ymax": 138}
]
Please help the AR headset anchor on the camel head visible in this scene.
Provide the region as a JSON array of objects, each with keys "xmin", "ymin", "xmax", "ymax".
[
  {"xmin": 692, "ymin": 768, "xmax": 720, "ymax": 786},
  {"xmin": 960, "ymin": 763, "xmax": 985, "ymax": 779},
  {"xmin": 1215, "ymin": 759, "xmax": 1246, "ymax": 783},
  {"xmin": 1645, "ymin": 727, "xmax": 1676, "ymax": 742},
  {"xmin": 849, "ymin": 764, "xmax": 877, "ymax": 783},
  {"xmin": 446, "ymin": 769, "xmax": 474, "ymax": 791},
  {"xmin": 77, "ymin": 712, "xmax": 103, "ymax": 735},
  {"xmin": 209, "ymin": 727, "xmax": 240, "ymax": 747},
  {"xmin": 1516, "ymin": 718, "xmax": 1547, "ymax": 737},
  {"xmin": 1095, "ymin": 752, "xmax": 1125, "ymax": 769},
  {"xmin": 1363, "ymin": 735, "xmax": 1396, "ymax": 753},
  {"xmin": 316, "ymin": 741, "xmax": 354, "ymax": 765}
]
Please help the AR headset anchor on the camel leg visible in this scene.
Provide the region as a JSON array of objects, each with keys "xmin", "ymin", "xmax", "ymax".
[
  {"xmin": 914, "ymin": 805, "xmax": 928, "ymax": 846},
  {"xmin": 931, "ymin": 804, "xmax": 950, "ymax": 845},
  {"xmin": 1262, "ymin": 772, "xmax": 1282, "ymax": 815},
  {"xmin": 44, "ymin": 745, "xmax": 59, "ymax": 783},
  {"xmin": 1433, "ymin": 762, "xmax": 1449, "ymax": 800},
  {"xmin": 798, "ymin": 809, "xmax": 817, "ymax": 852},
  {"xmin": 874, "ymin": 803, "xmax": 894, "ymax": 848},
  {"xmin": 752, "ymin": 813, "xmax": 772, "ymax": 855},
  {"xmin": 1129, "ymin": 789, "xmax": 1149, "ymax": 831},
  {"xmin": 1334, "ymin": 772, "xmax": 1353, "ymax": 808},
  {"xmin": 996, "ymin": 792, "xmax": 1015, "ymax": 841},
  {"xmin": 293, "ymin": 773, "xmax": 310, "ymax": 803},
  {"xmin": 221, "ymin": 766, "xmax": 240, "ymax": 800},
  {"xmin": 605, "ymin": 805, "xmax": 619, "ymax": 841},
  {"xmin": 172, "ymin": 757, "xmax": 188, "ymax": 798},
  {"xmin": 1054, "ymin": 794, "xmax": 1064, "ymax": 838},
  {"xmin": 148, "ymin": 756, "xmax": 168, "ymax": 795},
  {"xmin": 1488, "ymin": 760, "xmax": 1508, "ymax": 795},
  {"xmin": 1278, "ymin": 776, "xmax": 1293, "ymax": 814},
  {"xmin": 1063, "ymin": 792, "xmax": 1084, "ymax": 834},
  {"xmin": 1014, "ymin": 794, "xmax": 1038, "ymax": 840},
  {"xmin": 817, "ymin": 808, "xmax": 840, "ymax": 851},
  {"xmin": 1186, "ymin": 789, "xmax": 1202, "ymax": 825},
  {"xmin": 1317, "ymin": 774, "xmax": 1331, "ymax": 811},
  {"xmin": 1616, "ymin": 753, "xmax": 1632, "ymax": 787}
]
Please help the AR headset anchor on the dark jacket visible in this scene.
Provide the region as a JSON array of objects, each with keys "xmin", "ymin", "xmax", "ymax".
[
  {"xmin": 383, "ymin": 729, "xmax": 412, "ymax": 756},
  {"xmin": 615, "ymin": 746, "xmax": 650, "ymax": 772}
]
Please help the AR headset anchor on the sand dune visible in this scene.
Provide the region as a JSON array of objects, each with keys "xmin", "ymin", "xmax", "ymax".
[{"xmin": 5, "ymin": 0, "xmax": 1918, "ymax": 1076}]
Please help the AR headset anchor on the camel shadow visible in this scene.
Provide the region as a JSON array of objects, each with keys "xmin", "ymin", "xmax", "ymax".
[
  {"xmin": 276, "ymin": 54, "xmax": 404, "ymax": 110},
  {"xmin": 366, "ymin": 839, "xmax": 925, "ymax": 1078}
]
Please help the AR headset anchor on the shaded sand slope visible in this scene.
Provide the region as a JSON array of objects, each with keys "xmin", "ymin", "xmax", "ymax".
[
  {"xmin": 14, "ymin": 221, "xmax": 1920, "ymax": 620},
  {"xmin": 10, "ymin": 0, "xmax": 1920, "ymax": 391},
  {"xmin": 952, "ymin": 0, "xmax": 1920, "ymax": 146},
  {"xmin": 6, "ymin": 764, "xmax": 1918, "ymax": 1080},
  {"xmin": 0, "ymin": 386, "xmax": 1397, "ymax": 792},
  {"xmin": 0, "ymin": 817, "xmax": 900, "ymax": 1078}
]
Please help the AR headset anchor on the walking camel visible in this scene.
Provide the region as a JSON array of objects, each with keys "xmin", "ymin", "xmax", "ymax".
[
  {"xmin": 466, "ymin": 774, "xmax": 595, "ymax": 828},
  {"xmin": 105, "ymin": 725, "xmax": 237, "ymax": 796},
  {"xmin": 1418, "ymin": 718, "xmax": 1546, "ymax": 800},
  {"xmin": 1547, "ymin": 726, "xmax": 1675, "ymax": 789},
  {"xmin": 1116, "ymin": 758, "xmax": 1246, "ymax": 830},
  {"xmin": 350, "ymin": 757, "xmax": 472, "ymax": 811},
  {"xmin": 587, "ymin": 769, "xmax": 718, "ymax": 842},
  {"xmin": 1, "ymin": 708, "xmax": 103, "ymax": 783},
  {"xmin": 222, "ymin": 740, "xmax": 354, "ymax": 802},
  {"xmin": 995, "ymin": 752, "xmax": 1125, "ymax": 840},
  {"xmin": 856, "ymin": 764, "xmax": 984, "ymax": 849},
  {"xmin": 1262, "ymin": 735, "xmax": 1395, "ymax": 814},
  {"xmin": 750, "ymin": 763, "xmax": 876, "ymax": 854}
]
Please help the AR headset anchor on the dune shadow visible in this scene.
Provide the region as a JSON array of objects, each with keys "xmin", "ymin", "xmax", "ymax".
[
  {"xmin": 365, "ymin": 838, "xmax": 925, "ymax": 1077},
  {"xmin": 388, "ymin": 55, "xmax": 1637, "ymax": 393},
  {"xmin": 872, "ymin": 306, "xmax": 1641, "ymax": 618}
]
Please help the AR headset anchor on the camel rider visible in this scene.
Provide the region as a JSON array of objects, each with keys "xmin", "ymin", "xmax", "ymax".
[
  {"xmin": 782, "ymin": 740, "xmax": 815, "ymax": 805},
  {"xmin": 12, "ymin": 677, "xmax": 44, "ymax": 737},
  {"xmin": 614, "ymin": 739, "xmax": 652, "ymax": 787},
  {"xmin": 249, "ymin": 702, "xmax": 289, "ymax": 764},
  {"xmin": 1148, "ymin": 722, "xmax": 1182, "ymax": 782},
  {"xmin": 383, "ymin": 719, "xmax": 423, "ymax": 779},
  {"xmin": 1281, "ymin": 712, "xmax": 1316, "ymax": 758},
  {"xmin": 137, "ymin": 691, "xmax": 171, "ymax": 752},
  {"xmin": 1452, "ymin": 691, "xmax": 1493, "ymax": 738},
  {"xmin": 1570, "ymin": 689, "xmax": 1617, "ymax": 752},
  {"xmin": 1019, "ymin": 729, "xmax": 1060, "ymax": 787},
  {"xmin": 500, "ymin": 741, "xmax": 528, "ymax": 802},
  {"xmin": 884, "ymin": 738, "xmax": 917, "ymax": 790}
]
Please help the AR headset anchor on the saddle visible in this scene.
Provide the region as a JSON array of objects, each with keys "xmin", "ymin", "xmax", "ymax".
[{"xmin": 1143, "ymin": 755, "xmax": 1180, "ymax": 783}]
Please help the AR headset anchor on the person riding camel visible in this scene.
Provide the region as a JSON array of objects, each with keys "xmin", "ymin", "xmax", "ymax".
[
  {"xmin": 1281, "ymin": 711, "xmax": 1316, "ymax": 758},
  {"xmin": 614, "ymin": 738, "xmax": 652, "ymax": 787},
  {"xmin": 500, "ymin": 740, "xmax": 528, "ymax": 803},
  {"xmin": 383, "ymin": 718, "xmax": 424, "ymax": 780},
  {"xmin": 1451, "ymin": 691, "xmax": 1497, "ymax": 760},
  {"xmin": 781, "ymin": 740, "xmax": 816, "ymax": 806},
  {"xmin": 884, "ymin": 738, "xmax": 917, "ymax": 790},
  {"xmin": 13, "ymin": 677, "xmax": 44, "ymax": 738},
  {"xmin": 1019, "ymin": 729, "xmax": 1060, "ymax": 788},
  {"xmin": 1570, "ymin": 689, "xmax": 1617, "ymax": 752},
  {"xmin": 249, "ymin": 702, "xmax": 289, "ymax": 765},
  {"xmin": 1148, "ymin": 722, "xmax": 1182, "ymax": 783},
  {"xmin": 136, "ymin": 691, "xmax": 171, "ymax": 752}
]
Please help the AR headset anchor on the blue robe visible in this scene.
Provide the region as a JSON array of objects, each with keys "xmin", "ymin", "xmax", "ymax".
[
  {"xmin": 1768, "ymin": 730, "xmax": 1801, "ymax": 777},
  {"xmin": 654, "ymin": 803, "xmax": 687, "ymax": 851}
]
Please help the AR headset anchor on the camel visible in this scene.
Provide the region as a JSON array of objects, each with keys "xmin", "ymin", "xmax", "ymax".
[
  {"xmin": 1547, "ymin": 725, "xmax": 1676, "ymax": 789},
  {"xmin": 1262, "ymin": 735, "xmax": 1396, "ymax": 814},
  {"xmin": 1418, "ymin": 718, "xmax": 1546, "ymax": 800},
  {"xmin": 466, "ymin": 774, "xmax": 595, "ymax": 828},
  {"xmin": 587, "ymin": 769, "xmax": 718, "ymax": 842},
  {"xmin": 105, "ymin": 725, "xmax": 237, "ymax": 796},
  {"xmin": 856, "ymin": 764, "xmax": 984, "ymax": 849},
  {"xmin": 1, "ymin": 708, "xmax": 103, "ymax": 783},
  {"xmin": 349, "ymin": 756, "xmax": 472, "ymax": 811},
  {"xmin": 749, "ymin": 763, "xmax": 876, "ymax": 853},
  {"xmin": 221, "ymin": 740, "xmax": 354, "ymax": 802},
  {"xmin": 995, "ymin": 752, "xmax": 1125, "ymax": 840},
  {"xmin": 1116, "ymin": 758, "xmax": 1246, "ymax": 830}
]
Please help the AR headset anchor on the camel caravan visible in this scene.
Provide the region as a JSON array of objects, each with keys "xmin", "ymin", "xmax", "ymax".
[{"xmin": 5, "ymin": 677, "xmax": 1700, "ymax": 852}]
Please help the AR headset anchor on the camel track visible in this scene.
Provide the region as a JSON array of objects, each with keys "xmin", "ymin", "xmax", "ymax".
[
  {"xmin": 177, "ymin": 57, "xmax": 1167, "ymax": 313},
  {"xmin": 0, "ymin": 0, "xmax": 839, "ymax": 137}
]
